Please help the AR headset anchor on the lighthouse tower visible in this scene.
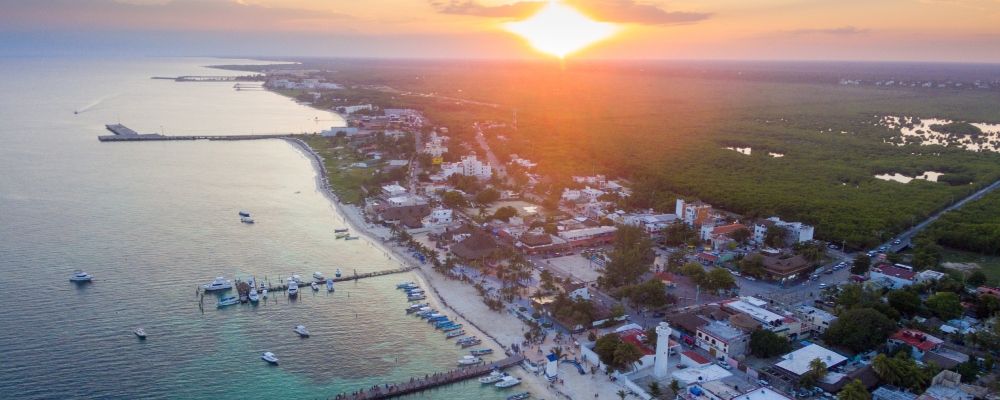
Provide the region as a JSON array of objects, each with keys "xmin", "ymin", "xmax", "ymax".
[{"xmin": 654, "ymin": 322, "xmax": 673, "ymax": 378}]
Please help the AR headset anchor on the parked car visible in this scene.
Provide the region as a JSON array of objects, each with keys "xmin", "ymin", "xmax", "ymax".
[
  {"xmin": 717, "ymin": 361, "xmax": 732, "ymax": 370},
  {"xmin": 758, "ymin": 379, "xmax": 770, "ymax": 387}
]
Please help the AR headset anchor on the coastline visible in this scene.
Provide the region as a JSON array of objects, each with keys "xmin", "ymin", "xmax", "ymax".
[{"xmin": 283, "ymin": 137, "xmax": 566, "ymax": 399}]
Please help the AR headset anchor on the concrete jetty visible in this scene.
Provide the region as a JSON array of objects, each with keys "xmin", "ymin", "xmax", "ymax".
[
  {"xmin": 98, "ymin": 124, "xmax": 289, "ymax": 142},
  {"xmin": 331, "ymin": 354, "xmax": 526, "ymax": 400}
]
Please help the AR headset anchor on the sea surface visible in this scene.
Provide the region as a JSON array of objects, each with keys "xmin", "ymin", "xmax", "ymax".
[{"xmin": 0, "ymin": 57, "xmax": 508, "ymax": 399}]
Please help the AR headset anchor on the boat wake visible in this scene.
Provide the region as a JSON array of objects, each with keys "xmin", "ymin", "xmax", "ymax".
[{"xmin": 75, "ymin": 92, "xmax": 121, "ymax": 114}]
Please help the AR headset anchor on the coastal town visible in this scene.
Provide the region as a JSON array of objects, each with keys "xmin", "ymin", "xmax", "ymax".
[{"xmin": 233, "ymin": 69, "xmax": 1000, "ymax": 400}]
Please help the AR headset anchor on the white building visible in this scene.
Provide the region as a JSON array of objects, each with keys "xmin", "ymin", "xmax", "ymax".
[
  {"xmin": 752, "ymin": 217, "xmax": 815, "ymax": 245},
  {"xmin": 422, "ymin": 133, "xmax": 448, "ymax": 157},
  {"xmin": 774, "ymin": 344, "xmax": 847, "ymax": 377},
  {"xmin": 696, "ymin": 321, "xmax": 749, "ymax": 358},
  {"xmin": 440, "ymin": 155, "xmax": 492, "ymax": 179},
  {"xmin": 561, "ymin": 189, "xmax": 581, "ymax": 202},
  {"xmin": 424, "ymin": 208, "xmax": 453, "ymax": 225},
  {"xmin": 321, "ymin": 126, "xmax": 359, "ymax": 137},
  {"xmin": 794, "ymin": 305, "xmax": 837, "ymax": 334},
  {"xmin": 620, "ymin": 213, "xmax": 678, "ymax": 234},
  {"xmin": 341, "ymin": 104, "xmax": 373, "ymax": 114},
  {"xmin": 676, "ymin": 199, "xmax": 713, "ymax": 226},
  {"xmin": 381, "ymin": 184, "xmax": 407, "ymax": 197}
]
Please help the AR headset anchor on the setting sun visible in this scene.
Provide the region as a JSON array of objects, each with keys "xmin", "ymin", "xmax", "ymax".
[{"xmin": 503, "ymin": 0, "xmax": 618, "ymax": 58}]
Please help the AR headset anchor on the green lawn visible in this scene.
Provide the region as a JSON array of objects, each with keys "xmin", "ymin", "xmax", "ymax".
[{"xmin": 300, "ymin": 135, "xmax": 372, "ymax": 204}]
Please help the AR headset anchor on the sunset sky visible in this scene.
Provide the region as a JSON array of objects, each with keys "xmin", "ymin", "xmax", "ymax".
[{"xmin": 2, "ymin": 0, "xmax": 999, "ymax": 62}]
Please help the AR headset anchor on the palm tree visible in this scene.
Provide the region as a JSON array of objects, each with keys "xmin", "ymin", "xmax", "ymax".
[
  {"xmin": 617, "ymin": 389, "xmax": 627, "ymax": 400},
  {"xmin": 872, "ymin": 354, "xmax": 900, "ymax": 385}
]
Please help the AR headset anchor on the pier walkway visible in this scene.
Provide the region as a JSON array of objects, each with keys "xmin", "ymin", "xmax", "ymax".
[
  {"xmin": 259, "ymin": 266, "xmax": 418, "ymax": 293},
  {"xmin": 98, "ymin": 124, "xmax": 289, "ymax": 142},
  {"xmin": 332, "ymin": 354, "xmax": 526, "ymax": 400}
]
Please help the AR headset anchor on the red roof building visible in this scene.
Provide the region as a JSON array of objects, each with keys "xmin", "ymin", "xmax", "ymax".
[
  {"xmin": 681, "ymin": 350, "xmax": 711, "ymax": 366},
  {"xmin": 890, "ymin": 329, "xmax": 943, "ymax": 352},
  {"xmin": 619, "ymin": 329, "xmax": 655, "ymax": 355}
]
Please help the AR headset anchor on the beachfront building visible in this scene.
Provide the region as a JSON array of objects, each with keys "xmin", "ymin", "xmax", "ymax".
[
  {"xmin": 557, "ymin": 226, "xmax": 617, "ymax": 248},
  {"xmin": 440, "ymin": 155, "xmax": 492, "ymax": 180}
]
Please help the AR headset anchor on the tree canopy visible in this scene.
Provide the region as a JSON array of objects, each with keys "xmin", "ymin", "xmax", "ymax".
[
  {"xmin": 824, "ymin": 308, "xmax": 897, "ymax": 352},
  {"xmin": 602, "ymin": 225, "xmax": 655, "ymax": 288},
  {"xmin": 925, "ymin": 291, "xmax": 963, "ymax": 320},
  {"xmin": 594, "ymin": 333, "xmax": 644, "ymax": 372},
  {"xmin": 749, "ymin": 329, "xmax": 792, "ymax": 358}
]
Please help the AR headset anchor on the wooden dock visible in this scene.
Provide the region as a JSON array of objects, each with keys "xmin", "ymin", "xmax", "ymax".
[
  {"xmin": 98, "ymin": 123, "xmax": 290, "ymax": 142},
  {"xmin": 331, "ymin": 354, "xmax": 526, "ymax": 400}
]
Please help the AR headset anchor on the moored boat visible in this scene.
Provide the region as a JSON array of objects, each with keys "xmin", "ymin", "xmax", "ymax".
[
  {"xmin": 470, "ymin": 348, "xmax": 493, "ymax": 356},
  {"xmin": 495, "ymin": 376, "xmax": 522, "ymax": 388},
  {"xmin": 445, "ymin": 330, "xmax": 465, "ymax": 339},
  {"xmin": 313, "ymin": 272, "xmax": 326, "ymax": 281},
  {"xmin": 335, "ymin": 232, "xmax": 348, "ymax": 239},
  {"xmin": 408, "ymin": 295, "xmax": 426, "ymax": 301},
  {"xmin": 310, "ymin": 282, "xmax": 319, "ymax": 291},
  {"xmin": 287, "ymin": 281, "xmax": 299, "ymax": 297},
  {"xmin": 240, "ymin": 216, "xmax": 255, "ymax": 224},
  {"xmin": 326, "ymin": 279, "xmax": 334, "ymax": 292},
  {"xmin": 334, "ymin": 228, "xmax": 349, "ymax": 233},
  {"xmin": 396, "ymin": 281, "xmax": 416, "ymax": 289},
  {"xmin": 458, "ymin": 355, "xmax": 482, "ymax": 366},
  {"xmin": 461, "ymin": 339, "xmax": 482, "ymax": 348},
  {"xmin": 133, "ymin": 327, "xmax": 147, "ymax": 339},
  {"xmin": 478, "ymin": 370, "xmax": 505, "ymax": 384},
  {"xmin": 507, "ymin": 392, "xmax": 531, "ymax": 400},
  {"xmin": 261, "ymin": 288, "xmax": 268, "ymax": 298},
  {"xmin": 335, "ymin": 268, "xmax": 342, "ymax": 277},
  {"xmin": 217, "ymin": 296, "xmax": 239, "ymax": 307},
  {"xmin": 441, "ymin": 324, "xmax": 463, "ymax": 332},
  {"xmin": 202, "ymin": 277, "xmax": 232, "ymax": 291},
  {"xmin": 294, "ymin": 325, "xmax": 310, "ymax": 338},
  {"xmin": 70, "ymin": 270, "xmax": 93, "ymax": 282},
  {"xmin": 261, "ymin": 352, "xmax": 279, "ymax": 365},
  {"xmin": 344, "ymin": 235, "xmax": 359, "ymax": 240},
  {"xmin": 238, "ymin": 210, "xmax": 251, "ymax": 217},
  {"xmin": 248, "ymin": 288, "xmax": 260, "ymax": 303}
]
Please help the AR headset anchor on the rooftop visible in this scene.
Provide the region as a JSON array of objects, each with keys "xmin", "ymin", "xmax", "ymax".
[
  {"xmin": 725, "ymin": 298, "xmax": 786, "ymax": 325},
  {"xmin": 672, "ymin": 364, "xmax": 733, "ymax": 385},
  {"xmin": 700, "ymin": 321, "xmax": 747, "ymax": 342},
  {"xmin": 682, "ymin": 350, "xmax": 711, "ymax": 365},
  {"xmin": 736, "ymin": 387, "xmax": 794, "ymax": 400},
  {"xmin": 618, "ymin": 328, "xmax": 655, "ymax": 355},
  {"xmin": 890, "ymin": 329, "xmax": 943, "ymax": 351},
  {"xmin": 873, "ymin": 265, "xmax": 917, "ymax": 280},
  {"xmin": 775, "ymin": 344, "xmax": 847, "ymax": 376}
]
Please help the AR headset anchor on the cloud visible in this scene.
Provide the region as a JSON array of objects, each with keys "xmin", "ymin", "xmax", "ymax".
[
  {"xmin": 429, "ymin": 0, "xmax": 711, "ymax": 25},
  {"xmin": 786, "ymin": 26, "xmax": 869, "ymax": 36}
]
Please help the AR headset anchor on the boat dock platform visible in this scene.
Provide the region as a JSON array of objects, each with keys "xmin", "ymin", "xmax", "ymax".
[
  {"xmin": 98, "ymin": 124, "xmax": 288, "ymax": 142},
  {"xmin": 222, "ymin": 266, "xmax": 418, "ymax": 295},
  {"xmin": 332, "ymin": 354, "xmax": 526, "ymax": 400}
]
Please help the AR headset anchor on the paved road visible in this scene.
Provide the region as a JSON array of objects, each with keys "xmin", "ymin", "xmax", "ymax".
[
  {"xmin": 473, "ymin": 125, "xmax": 506, "ymax": 178},
  {"xmin": 881, "ymin": 177, "xmax": 1000, "ymax": 253}
]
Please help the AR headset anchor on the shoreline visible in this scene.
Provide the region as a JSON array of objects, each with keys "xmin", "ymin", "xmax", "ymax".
[{"xmin": 283, "ymin": 137, "xmax": 565, "ymax": 399}]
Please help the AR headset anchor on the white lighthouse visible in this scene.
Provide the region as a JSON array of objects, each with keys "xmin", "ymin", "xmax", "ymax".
[{"xmin": 654, "ymin": 321, "xmax": 673, "ymax": 378}]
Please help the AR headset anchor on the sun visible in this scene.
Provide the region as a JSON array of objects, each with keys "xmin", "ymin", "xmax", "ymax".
[{"xmin": 503, "ymin": 0, "xmax": 618, "ymax": 59}]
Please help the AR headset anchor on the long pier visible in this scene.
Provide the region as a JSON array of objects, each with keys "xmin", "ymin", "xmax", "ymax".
[
  {"xmin": 332, "ymin": 354, "xmax": 526, "ymax": 400},
  {"xmin": 261, "ymin": 266, "xmax": 417, "ymax": 293},
  {"xmin": 99, "ymin": 124, "xmax": 289, "ymax": 142}
]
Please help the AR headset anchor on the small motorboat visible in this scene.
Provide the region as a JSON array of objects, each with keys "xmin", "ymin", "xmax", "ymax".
[
  {"xmin": 344, "ymin": 235, "xmax": 359, "ymax": 240},
  {"xmin": 326, "ymin": 279, "xmax": 334, "ymax": 292},
  {"xmin": 290, "ymin": 274, "xmax": 303, "ymax": 284},
  {"xmin": 217, "ymin": 296, "xmax": 239, "ymax": 307},
  {"xmin": 495, "ymin": 376, "xmax": 522, "ymax": 388},
  {"xmin": 287, "ymin": 281, "xmax": 299, "ymax": 297},
  {"xmin": 133, "ymin": 327, "xmax": 147, "ymax": 339},
  {"xmin": 312, "ymin": 272, "xmax": 325, "ymax": 281},
  {"xmin": 441, "ymin": 324, "xmax": 463, "ymax": 332},
  {"xmin": 240, "ymin": 216, "xmax": 255, "ymax": 224},
  {"xmin": 445, "ymin": 330, "xmax": 465, "ymax": 339},
  {"xmin": 479, "ymin": 370, "xmax": 505, "ymax": 384},
  {"xmin": 335, "ymin": 268, "xmax": 342, "ymax": 278},
  {"xmin": 408, "ymin": 294, "xmax": 426, "ymax": 301},
  {"xmin": 461, "ymin": 339, "xmax": 482, "ymax": 348},
  {"xmin": 470, "ymin": 348, "xmax": 493, "ymax": 356},
  {"xmin": 405, "ymin": 303, "xmax": 428, "ymax": 313},
  {"xmin": 202, "ymin": 277, "xmax": 232, "ymax": 291},
  {"xmin": 70, "ymin": 270, "xmax": 93, "ymax": 282},
  {"xmin": 294, "ymin": 325, "xmax": 310, "ymax": 338},
  {"xmin": 261, "ymin": 352, "xmax": 279, "ymax": 365},
  {"xmin": 334, "ymin": 228, "xmax": 349, "ymax": 233},
  {"xmin": 310, "ymin": 282, "xmax": 319, "ymax": 291},
  {"xmin": 456, "ymin": 336, "xmax": 479, "ymax": 344},
  {"xmin": 238, "ymin": 210, "xmax": 251, "ymax": 217},
  {"xmin": 335, "ymin": 232, "xmax": 348, "ymax": 239},
  {"xmin": 458, "ymin": 355, "xmax": 482, "ymax": 366},
  {"xmin": 507, "ymin": 392, "xmax": 531, "ymax": 400},
  {"xmin": 261, "ymin": 288, "xmax": 268, "ymax": 298},
  {"xmin": 396, "ymin": 281, "xmax": 416, "ymax": 289},
  {"xmin": 248, "ymin": 288, "xmax": 260, "ymax": 303}
]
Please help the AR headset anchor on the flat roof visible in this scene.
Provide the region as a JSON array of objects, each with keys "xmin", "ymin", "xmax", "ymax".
[
  {"xmin": 672, "ymin": 364, "xmax": 733, "ymax": 384},
  {"xmin": 736, "ymin": 387, "xmax": 794, "ymax": 400},
  {"xmin": 700, "ymin": 321, "xmax": 746, "ymax": 342},
  {"xmin": 725, "ymin": 299, "xmax": 785, "ymax": 325},
  {"xmin": 775, "ymin": 344, "xmax": 847, "ymax": 376}
]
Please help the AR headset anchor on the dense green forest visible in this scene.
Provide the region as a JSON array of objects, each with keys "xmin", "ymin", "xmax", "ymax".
[
  {"xmin": 918, "ymin": 190, "xmax": 1000, "ymax": 255},
  {"xmin": 258, "ymin": 60, "xmax": 1000, "ymax": 248}
]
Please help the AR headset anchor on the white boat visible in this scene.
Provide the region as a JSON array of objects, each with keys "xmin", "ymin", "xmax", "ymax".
[
  {"xmin": 458, "ymin": 355, "xmax": 482, "ymax": 366},
  {"xmin": 287, "ymin": 281, "xmax": 299, "ymax": 297},
  {"xmin": 248, "ymin": 288, "xmax": 260, "ymax": 303},
  {"xmin": 335, "ymin": 232, "xmax": 349, "ymax": 239},
  {"xmin": 133, "ymin": 327, "xmax": 147, "ymax": 339},
  {"xmin": 313, "ymin": 272, "xmax": 326, "ymax": 281},
  {"xmin": 261, "ymin": 288, "xmax": 268, "ymax": 298},
  {"xmin": 479, "ymin": 371, "xmax": 506, "ymax": 384},
  {"xmin": 290, "ymin": 274, "xmax": 303, "ymax": 284},
  {"xmin": 335, "ymin": 268, "xmax": 342, "ymax": 278},
  {"xmin": 495, "ymin": 376, "xmax": 522, "ymax": 388},
  {"xmin": 70, "ymin": 270, "xmax": 93, "ymax": 282},
  {"xmin": 202, "ymin": 277, "xmax": 232, "ymax": 291},
  {"xmin": 240, "ymin": 216, "xmax": 255, "ymax": 224},
  {"xmin": 238, "ymin": 210, "xmax": 251, "ymax": 217},
  {"xmin": 294, "ymin": 325, "xmax": 310, "ymax": 337},
  {"xmin": 310, "ymin": 282, "xmax": 319, "ymax": 291},
  {"xmin": 217, "ymin": 296, "xmax": 239, "ymax": 307},
  {"xmin": 326, "ymin": 279, "xmax": 335, "ymax": 292},
  {"xmin": 261, "ymin": 352, "xmax": 279, "ymax": 365}
]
